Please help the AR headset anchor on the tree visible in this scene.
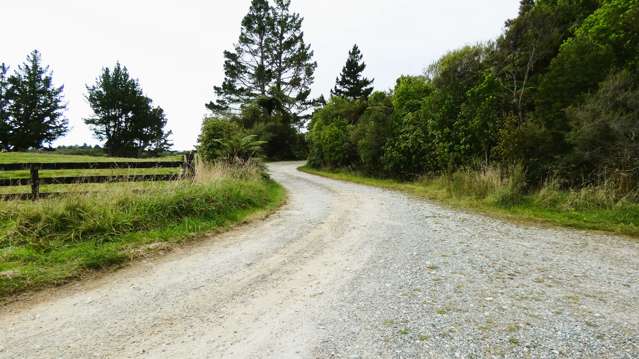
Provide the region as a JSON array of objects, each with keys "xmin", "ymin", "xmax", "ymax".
[
  {"xmin": 536, "ymin": 0, "xmax": 639, "ymax": 131},
  {"xmin": 331, "ymin": 44, "xmax": 374, "ymax": 100},
  {"xmin": 0, "ymin": 63, "xmax": 10, "ymax": 150},
  {"xmin": 518, "ymin": 0, "xmax": 535, "ymax": 16},
  {"xmin": 383, "ymin": 76, "xmax": 436, "ymax": 179},
  {"xmin": 351, "ymin": 92, "xmax": 393, "ymax": 173},
  {"xmin": 565, "ymin": 70, "xmax": 639, "ymax": 187},
  {"xmin": 268, "ymin": 0, "xmax": 317, "ymax": 118},
  {"xmin": 6, "ymin": 50, "xmax": 67, "ymax": 150},
  {"xmin": 207, "ymin": 0, "xmax": 317, "ymax": 120},
  {"xmin": 494, "ymin": 0, "xmax": 600, "ymax": 123},
  {"xmin": 424, "ymin": 45, "xmax": 490, "ymax": 168},
  {"xmin": 208, "ymin": 0, "xmax": 272, "ymax": 114},
  {"xmin": 85, "ymin": 63, "xmax": 172, "ymax": 157}
]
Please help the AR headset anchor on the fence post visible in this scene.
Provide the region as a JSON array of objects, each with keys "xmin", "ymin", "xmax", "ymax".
[
  {"xmin": 183, "ymin": 152, "xmax": 195, "ymax": 178},
  {"xmin": 30, "ymin": 165, "xmax": 40, "ymax": 201}
]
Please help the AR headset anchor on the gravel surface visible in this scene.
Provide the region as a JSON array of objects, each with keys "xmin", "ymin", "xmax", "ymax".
[{"xmin": 1, "ymin": 162, "xmax": 638, "ymax": 358}]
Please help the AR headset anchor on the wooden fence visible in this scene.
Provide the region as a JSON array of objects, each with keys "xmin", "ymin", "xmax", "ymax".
[{"xmin": 0, "ymin": 153, "xmax": 195, "ymax": 201}]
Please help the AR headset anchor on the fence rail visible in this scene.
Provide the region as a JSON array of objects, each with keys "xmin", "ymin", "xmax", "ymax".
[{"xmin": 0, "ymin": 153, "xmax": 195, "ymax": 201}]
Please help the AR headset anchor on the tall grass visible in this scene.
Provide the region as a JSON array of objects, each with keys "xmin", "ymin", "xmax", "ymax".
[
  {"xmin": 0, "ymin": 161, "xmax": 285, "ymax": 299},
  {"xmin": 300, "ymin": 165, "xmax": 639, "ymax": 237}
]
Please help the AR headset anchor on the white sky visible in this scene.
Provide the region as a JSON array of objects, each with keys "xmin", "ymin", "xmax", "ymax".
[{"xmin": 1, "ymin": 0, "xmax": 519, "ymax": 151}]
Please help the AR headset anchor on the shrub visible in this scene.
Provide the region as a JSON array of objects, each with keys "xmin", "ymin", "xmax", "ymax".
[
  {"xmin": 197, "ymin": 118, "xmax": 242, "ymax": 162},
  {"xmin": 251, "ymin": 121, "xmax": 307, "ymax": 160},
  {"xmin": 307, "ymin": 97, "xmax": 360, "ymax": 168},
  {"xmin": 351, "ymin": 92, "xmax": 393, "ymax": 173},
  {"xmin": 382, "ymin": 112, "xmax": 436, "ymax": 179}
]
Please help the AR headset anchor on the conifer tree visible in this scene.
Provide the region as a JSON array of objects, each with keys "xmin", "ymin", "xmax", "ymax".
[
  {"xmin": 85, "ymin": 63, "xmax": 172, "ymax": 157},
  {"xmin": 208, "ymin": 0, "xmax": 272, "ymax": 114},
  {"xmin": 268, "ymin": 0, "xmax": 317, "ymax": 117},
  {"xmin": 207, "ymin": 0, "xmax": 317, "ymax": 119},
  {"xmin": 0, "ymin": 63, "xmax": 10, "ymax": 150},
  {"xmin": 331, "ymin": 44, "xmax": 374, "ymax": 100},
  {"xmin": 6, "ymin": 50, "xmax": 67, "ymax": 150}
]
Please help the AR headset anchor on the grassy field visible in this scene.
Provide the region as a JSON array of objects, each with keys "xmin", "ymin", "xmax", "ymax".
[
  {"xmin": 0, "ymin": 152, "xmax": 181, "ymax": 163},
  {"xmin": 0, "ymin": 152, "xmax": 183, "ymax": 193},
  {"xmin": 0, "ymin": 162, "xmax": 286, "ymax": 299},
  {"xmin": 300, "ymin": 166, "xmax": 639, "ymax": 238}
]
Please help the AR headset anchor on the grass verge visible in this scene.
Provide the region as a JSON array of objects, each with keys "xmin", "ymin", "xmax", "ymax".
[
  {"xmin": 299, "ymin": 166, "xmax": 639, "ymax": 238},
  {"xmin": 0, "ymin": 162, "xmax": 286, "ymax": 300}
]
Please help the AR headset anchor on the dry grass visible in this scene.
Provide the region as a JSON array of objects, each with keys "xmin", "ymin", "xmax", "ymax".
[
  {"xmin": 0, "ymin": 160, "xmax": 285, "ymax": 299},
  {"xmin": 300, "ymin": 165, "xmax": 639, "ymax": 237}
]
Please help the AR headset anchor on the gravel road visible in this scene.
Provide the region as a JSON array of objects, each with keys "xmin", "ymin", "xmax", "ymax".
[{"xmin": 1, "ymin": 162, "xmax": 638, "ymax": 358}]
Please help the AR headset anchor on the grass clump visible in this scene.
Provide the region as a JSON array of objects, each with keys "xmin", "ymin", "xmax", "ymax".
[
  {"xmin": 300, "ymin": 165, "xmax": 639, "ymax": 237},
  {"xmin": 0, "ymin": 161, "xmax": 285, "ymax": 299}
]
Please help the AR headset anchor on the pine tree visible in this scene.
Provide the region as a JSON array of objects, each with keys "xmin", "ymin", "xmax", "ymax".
[
  {"xmin": 207, "ymin": 0, "xmax": 317, "ymax": 119},
  {"xmin": 268, "ymin": 0, "xmax": 317, "ymax": 117},
  {"xmin": 6, "ymin": 50, "xmax": 68, "ymax": 150},
  {"xmin": 207, "ymin": 0, "xmax": 272, "ymax": 114},
  {"xmin": 85, "ymin": 63, "xmax": 172, "ymax": 157},
  {"xmin": 331, "ymin": 44, "xmax": 374, "ymax": 100},
  {"xmin": 0, "ymin": 63, "xmax": 10, "ymax": 150}
]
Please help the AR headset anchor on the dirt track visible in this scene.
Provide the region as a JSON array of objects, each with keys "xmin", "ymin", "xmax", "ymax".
[{"xmin": 1, "ymin": 162, "xmax": 638, "ymax": 358}]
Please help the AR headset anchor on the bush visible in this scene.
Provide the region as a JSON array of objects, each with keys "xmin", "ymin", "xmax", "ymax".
[
  {"xmin": 307, "ymin": 97, "xmax": 361, "ymax": 168},
  {"xmin": 382, "ymin": 112, "xmax": 435, "ymax": 179},
  {"xmin": 251, "ymin": 121, "xmax": 307, "ymax": 160},
  {"xmin": 351, "ymin": 92, "xmax": 393, "ymax": 173},
  {"xmin": 381, "ymin": 77, "xmax": 435, "ymax": 179},
  {"xmin": 197, "ymin": 118, "xmax": 242, "ymax": 162}
]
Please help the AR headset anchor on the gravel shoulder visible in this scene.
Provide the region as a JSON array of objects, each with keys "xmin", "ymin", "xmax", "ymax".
[{"xmin": 1, "ymin": 162, "xmax": 638, "ymax": 358}]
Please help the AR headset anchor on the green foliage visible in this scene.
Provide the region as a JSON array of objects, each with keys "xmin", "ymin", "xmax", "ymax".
[
  {"xmin": 307, "ymin": 97, "xmax": 360, "ymax": 168},
  {"xmin": 215, "ymin": 134, "xmax": 266, "ymax": 163},
  {"xmin": 207, "ymin": 0, "xmax": 317, "ymax": 118},
  {"xmin": 84, "ymin": 63, "xmax": 172, "ymax": 157},
  {"xmin": 197, "ymin": 118, "xmax": 243, "ymax": 162},
  {"xmin": 458, "ymin": 72, "xmax": 504, "ymax": 164},
  {"xmin": 331, "ymin": 44, "xmax": 374, "ymax": 100},
  {"xmin": 206, "ymin": 0, "xmax": 316, "ymax": 161},
  {"xmin": 4, "ymin": 50, "xmax": 68, "ymax": 150},
  {"xmin": 305, "ymin": 0, "xmax": 637, "ymax": 197},
  {"xmin": 565, "ymin": 70, "xmax": 639, "ymax": 188},
  {"xmin": 53, "ymin": 144, "xmax": 105, "ymax": 157},
  {"xmin": 380, "ymin": 77, "xmax": 433, "ymax": 178},
  {"xmin": 382, "ymin": 111, "xmax": 435, "ymax": 179},
  {"xmin": 537, "ymin": 0, "xmax": 639, "ymax": 129},
  {"xmin": 424, "ymin": 44, "xmax": 492, "ymax": 168},
  {"xmin": 392, "ymin": 75, "xmax": 432, "ymax": 116},
  {"xmin": 351, "ymin": 92, "xmax": 392, "ymax": 173},
  {"xmin": 0, "ymin": 164, "xmax": 285, "ymax": 298},
  {"xmin": 250, "ymin": 120, "xmax": 307, "ymax": 160}
]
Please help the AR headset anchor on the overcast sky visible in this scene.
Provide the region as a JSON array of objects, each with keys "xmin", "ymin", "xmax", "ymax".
[{"xmin": 1, "ymin": 0, "xmax": 519, "ymax": 150}]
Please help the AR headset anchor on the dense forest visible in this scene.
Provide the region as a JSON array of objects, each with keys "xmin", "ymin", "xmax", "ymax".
[{"xmin": 307, "ymin": 0, "xmax": 638, "ymax": 194}]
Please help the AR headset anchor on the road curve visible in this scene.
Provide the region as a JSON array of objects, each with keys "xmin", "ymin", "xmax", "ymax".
[{"xmin": 1, "ymin": 162, "xmax": 638, "ymax": 358}]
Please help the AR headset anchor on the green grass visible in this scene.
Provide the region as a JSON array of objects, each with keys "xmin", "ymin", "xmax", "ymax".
[
  {"xmin": 0, "ymin": 152, "xmax": 181, "ymax": 164},
  {"xmin": 299, "ymin": 166, "xmax": 639, "ymax": 238},
  {"xmin": 0, "ymin": 152, "xmax": 183, "ymax": 194},
  {"xmin": 0, "ymin": 163, "xmax": 286, "ymax": 299}
]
